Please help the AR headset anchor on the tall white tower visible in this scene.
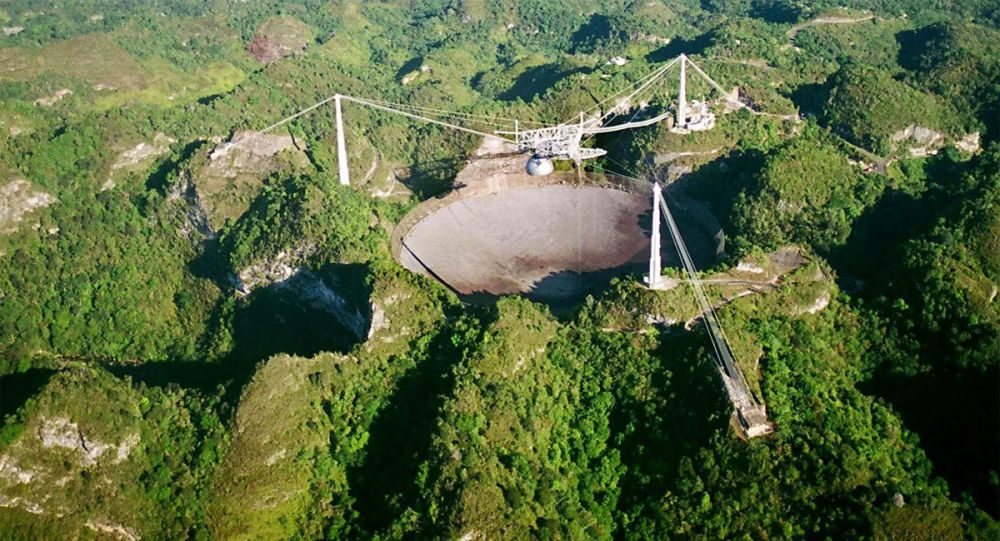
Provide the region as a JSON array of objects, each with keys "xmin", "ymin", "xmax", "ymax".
[
  {"xmin": 334, "ymin": 94, "xmax": 350, "ymax": 186},
  {"xmin": 646, "ymin": 182, "xmax": 663, "ymax": 288},
  {"xmin": 677, "ymin": 54, "xmax": 687, "ymax": 130}
]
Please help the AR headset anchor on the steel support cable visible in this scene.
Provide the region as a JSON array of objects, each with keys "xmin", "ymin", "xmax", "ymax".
[
  {"xmin": 357, "ymin": 96, "xmax": 545, "ymax": 126},
  {"xmin": 368, "ymin": 103, "xmax": 518, "ymax": 129},
  {"xmin": 658, "ymin": 195, "xmax": 753, "ymax": 405},
  {"xmin": 653, "ymin": 174, "xmax": 744, "ymax": 382},
  {"xmin": 594, "ymin": 58, "xmax": 678, "ymax": 126},
  {"xmin": 658, "ymin": 196, "xmax": 728, "ymax": 368},
  {"xmin": 589, "ymin": 55, "xmax": 732, "ymax": 137},
  {"xmin": 340, "ymin": 95, "xmax": 515, "ymax": 142},
  {"xmin": 581, "ymin": 87, "xmax": 660, "ymax": 153},
  {"xmin": 583, "ymin": 72, "xmax": 671, "ymax": 139},
  {"xmin": 363, "ymin": 97, "xmax": 528, "ymax": 122},
  {"xmin": 578, "ymin": 165, "xmax": 756, "ymax": 406},
  {"xmin": 554, "ymin": 57, "xmax": 674, "ymax": 127},
  {"xmin": 570, "ymin": 56, "xmax": 681, "ymax": 124},
  {"xmin": 231, "ymin": 94, "xmax": 340, "ymax": 145},
  {"xmin": 585, "ymin": 111, "xmax": 675, "ymax": 135},
  {"xmin": 228, "ymin": 92, "xmax": 533, "ymax": 151},
  {"xmin": 356, "ymin": 103, "xmax": 516, "ymax": 131},
  {"xmin": 684, "ymin": 56, "xmax": 732, "ymax": 99}
]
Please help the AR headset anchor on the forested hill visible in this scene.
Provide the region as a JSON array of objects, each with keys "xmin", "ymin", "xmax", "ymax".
[{"xmin": 0, "ymin": 1, "xmax": 998, "ymax": 539}]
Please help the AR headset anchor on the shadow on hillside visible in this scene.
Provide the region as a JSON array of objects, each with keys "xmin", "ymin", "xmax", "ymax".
[
  {"xmin": 789, "ymin": 82, "xmax": 828, "ymax": 119},
  {"xmin": 0, "ymin": 369, "xmax": 57, "ymax": 424},
  {"xmin": 108, "ymin": 361, "xmax": 231, "ymax": 393},
  {"xmin": 748, "ymin": 3, "xmax": 802, "ymax": 24},
  {"xmin": 570, "ymin": 14, "xmax": 624, "ymax": 54},
  {"xmin": 402, "ymin": 156, "xmax": 468, "ymax": 199},
  {"xmin": 145, "ymin": 140, "xmax": 205, "ymax": 194},
  {"xmin": 109, "ymin": 263, "xmax": 371, "ymax": 411},
  {"xmin": 613, "ymin": 331, "xmax": 730, "ymax": 519},
  {"xmin": 395, "ymin": 57, "xmax": 426, "ymax": 82},
  {"xmin": 860, "ymin": 369, "xmax": 1000, "ymax": 518},
  {"xmin": 828, "ymin": 189, "xmax": 927, "ymax": 280},
  {"xmin": 227, "ymin": 263, "xmax": 371, "ymax": 362},
  {"xmin": 828, "ymin": 150, "xmax": 969, "ymax": 282},
  {"xmin": 346, "ymin": 312, "xmax": 476, "ymax": 535},
  {"xmin": 645, "ymin": 33, "xmax": 712, "ymax": 63},
  {"xmin": 499, "ymin": 62, "xmax": 587, "ymax": 103},
  {"xmin": 894, "ymin": 27, "xmax": 938, "ymax": 71}
]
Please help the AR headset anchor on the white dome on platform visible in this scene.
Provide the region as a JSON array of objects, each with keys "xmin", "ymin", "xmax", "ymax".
[{"xmin": 526, "ymin": 155, "xmax": 554, "ymax": 176}]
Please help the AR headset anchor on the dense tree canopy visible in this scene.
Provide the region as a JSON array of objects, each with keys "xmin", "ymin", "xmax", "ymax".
[{"xmin": 0, "ymin": 0, "xmax": 996, "ymax": 538}]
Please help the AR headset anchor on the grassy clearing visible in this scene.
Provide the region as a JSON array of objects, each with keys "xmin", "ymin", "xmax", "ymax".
[
  {"xmin": 316, "ymin": 32, "xmax": 370, "ymax": 68},
  {"xmin": 0, "ymin": 34, "xmax": 148, "ymax": 89},
  {"xmin": 93, "ymin": 59, "xmax": 246, "ymax": 109},
  {"xmin": 0, "ymin": 33, "xmax": 246, "ymax": 110}
]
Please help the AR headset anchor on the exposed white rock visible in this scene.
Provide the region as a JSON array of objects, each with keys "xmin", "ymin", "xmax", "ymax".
[
  {"xmin": 638, "ymin": 33, "xmax": 670, "ymax": 45},
  {"xmin": 955, "ymin": 132, "xmax": 981, "ymax": 154},
  {"xmin": 85, "ymin": 520, "xmax": 140, "ymax": 541},
  {"xmin": 401, "ymin": 64, "xmax": 432, "ymax": 85},
  {"xmin": 111, "ymin": 133, "xmax": 175, "ymax": 170},
  {"xmin": 777, "ymin": 199, "xmax": 804, "ymax": 213},
  {"xmin": 274, "ymin": 270, "xmax": 368, "ymax": 341},
  {"xmin": 33, "ymin": 88, "xmax": 73, "ymax": 106},
  {"xmin": 792, "ymin": 291, "xmax": 831, "ymax": 316},
  {"xmin": 38, "ymin": 417, "xmax": 109, "ymax": 466},
  {"xmin": 643, "ymin": 313, "xmax": 677, "ymax": 326},
  {"xmin": 0, "ymin": 178, "xmax": 55, "ymax": 234},
  {"xmin": 736, "ymin": 261, "xmax": 765, "ymax": 274},
  {"xmin": 2, "ymin": 27, "xmax": 24, "ymax": 36},
  {"xmin": 0, "ymin": 494, "xmax": 44, "ymax": 514},
  {"xmin": 114, "ymin": 433, "xmax": 140, "ymax": 463},
  {"xmin": 891, "ymin": 125, "xmax": 944, "ymax": 156},
  {"xmin": 236, "ymin": 243, "xmax": 315, "ymax": 293},
  {"xmin": 0, "ymin": 455, "xmax": 35, "ymax": 484},
  {"xmin": 891, "ymin": 125, "xmax": 938, "ymax": 143},
  {"xmin": 265, "ymin": 449, "xmax": 287, "ymax": 466},
  {"xmin": 167, "ymin": 171, "xmax": 214, "ymax": 240},
  {"xmin": 37, "ymin": 417, "xmax": 136, "ymax": 467},
  {"xmin": 207, "ymin": 131, "xmax": 296, "ymax": 173},
  {"xmin": 368, "ymin": 293, "xmax": 409, "ymax": 339}
]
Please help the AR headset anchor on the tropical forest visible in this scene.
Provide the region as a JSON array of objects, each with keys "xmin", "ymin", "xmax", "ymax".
[{"xmin": 0, "ymin": 0, "xmax": 997, "ymax": 539}]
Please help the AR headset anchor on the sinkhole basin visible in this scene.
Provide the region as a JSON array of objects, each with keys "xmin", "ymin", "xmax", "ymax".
[{"xmin": 392, "ymin": 172, "xmax": 720, "ymax": 305}]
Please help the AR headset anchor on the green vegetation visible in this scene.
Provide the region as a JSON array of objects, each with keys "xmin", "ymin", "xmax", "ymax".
[
  {"xmin": 728, "ymin": 126, "xmax": 880, "ymax": 253},
  {"xmin": 0, "ymin": 0, "xmax": 997, "ymax": 538},
  {"xmin": 824, "ymin": 64, "xmax": 964, "ymax": 157},
  {"xmin": 0, "ymin": 365, "xmax": 225, "ymax": 539},
  {"xmin": 219, "ymin": 173, "xmax": 381, "ymax": 272}
]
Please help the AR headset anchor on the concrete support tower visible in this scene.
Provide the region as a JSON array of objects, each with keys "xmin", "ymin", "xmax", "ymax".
[
  {"xmin": 646, "ymin": 183, "xmax": 663, "ymax": 288},
  {"xmin": 335, "ymin": 94, "xmax": 350, "ymax": 186},
  {"xmin": 677, "ymin": 54, "xmax": 687, "ymax": 130}
]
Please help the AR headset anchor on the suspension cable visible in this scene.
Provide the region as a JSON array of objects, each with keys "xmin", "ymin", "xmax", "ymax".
[
  {"xmin": 567, "ymin": 55, "xmax": 681, "ymax": 125},
  {"xmin": 341, "ymin": 95, "xmax": 516, "ymax": 142},
  {"xmin": 357, "ymin": 96, "xmax": 546, "ymax": 127}
]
